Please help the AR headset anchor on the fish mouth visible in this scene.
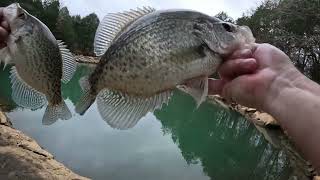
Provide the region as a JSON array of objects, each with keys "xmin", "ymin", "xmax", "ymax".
[
  {"xmin": 222, "ymin": 25, "xmax": 255, "ymax": 57},
  {"xmin": 3, "ymin": 3, "xmax": 21, "ymax": 22},
  {"xmin": 238, "ymin": 26, "xmax": 256, "ymax": 44}
]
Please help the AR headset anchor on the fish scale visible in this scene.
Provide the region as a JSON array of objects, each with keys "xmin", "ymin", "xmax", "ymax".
[
  {"xmin": 75, "ymin": 8, "xmax": 255, "ymax": 130},
  {"xmin": 2, "ymin": 3, "xmax": 77, "ymax": 125}
]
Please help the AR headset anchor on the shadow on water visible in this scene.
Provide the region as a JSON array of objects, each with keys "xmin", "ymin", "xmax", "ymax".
[{"xmin": 0, "ymin": 64, "xmax": 309, "ymax": 180}]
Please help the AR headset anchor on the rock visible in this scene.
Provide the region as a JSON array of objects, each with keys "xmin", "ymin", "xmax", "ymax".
[
  {"xmin": 207, "ymin": 95, "xmax": 280, "ymax": 127},
  {"xmin": 75, "ymin": 55, "xmax": 99, "ymax": 64},
  {"xmin": 0, "ymin": 111, "xmax": 12, "ymax": 127},
  {"xmin": 0, "ymin": 146, "xmax": 87, "ymax": 179},
  {"xmin": 245, "ymin": 108, "xmax": 256, "ymax": 113},
  {"xmin": 0, "ymin": 112, "xmax": 89, "ymax": 180},
  {"xmin": 253, "ymin": 112, "xmax": 279, "ymax": 127},
  {"xmin": 207, "ymin": 95, "xmax": 229, "ymax": 109}
]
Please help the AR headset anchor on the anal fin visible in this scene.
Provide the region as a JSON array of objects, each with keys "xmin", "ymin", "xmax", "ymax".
[
  {"xmin": 75, "ymin": 76, "xmax": 96, "ymax": 115},
  {"xmin": 177, "ymin": 77, "xmax": 208, "ymax": 108},
  {"xmin": 97, "ymin": 89, "xmax": 172, "ymax": 130},
  {"xmin": 9, "ymin": 67, "xmax": 47, "ymax": 110}
]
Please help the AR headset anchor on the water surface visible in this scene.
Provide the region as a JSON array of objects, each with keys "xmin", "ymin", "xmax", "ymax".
[{"xmin": 0, "ymin": 64, "xmax": 305, "ymax": 180}]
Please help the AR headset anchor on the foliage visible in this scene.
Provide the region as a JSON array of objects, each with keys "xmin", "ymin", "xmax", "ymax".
[
  {"xmin": 237, "ymin": 0, "xmax": 320, "ymax": 82},
  {"xmin": 215, "ymin": 11, "xmax": 234, "ymax": 23}
]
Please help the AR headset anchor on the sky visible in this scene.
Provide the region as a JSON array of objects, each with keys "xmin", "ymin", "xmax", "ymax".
[{"xmin": 59, "ymin": 0, "xmax": 262, "ymax": 20}]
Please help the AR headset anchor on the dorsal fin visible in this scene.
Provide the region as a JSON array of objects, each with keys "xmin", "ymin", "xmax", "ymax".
[
  {"xmin": 94, "ymin": 6, "xmax": 156, "ymax": 56},
  {"xmin": 57, "ymin": 40, "xmax": 76, "ymax": 83}
]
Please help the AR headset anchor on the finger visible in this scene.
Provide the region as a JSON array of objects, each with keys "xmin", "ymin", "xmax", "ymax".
[
  {"xmin": 1, "ymin": 20, "xmax": 9, "ymax": 30},
  {"xmin": 221, "ymin": 75, "xmax": 252, "ymax": 103},
  {"xmin": 227, "ymin": 43, "xmax": 258, "ymax": 60},
  {"xmin": 0, "ymin": 26, "xmax": 8, "ymax": 41},
  {"xmin": 0, "ymin": 8, "xmax": 3, "ymax": 18},
  {"xmin": 219, "ymin": 58, "xmax": 258, "ymax": 79},
  {"xmin": 208, "ymin": 78, "xmax": 227, "ymax": 95},
  {"xmin": 0, "ymin": 42, "xmax": 5, "ymax": 49}
]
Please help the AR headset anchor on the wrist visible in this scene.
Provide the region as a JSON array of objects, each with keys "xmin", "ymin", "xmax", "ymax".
[{"xmin": 262, "ymin": 66, "xmax": 304, "ymax": 113}]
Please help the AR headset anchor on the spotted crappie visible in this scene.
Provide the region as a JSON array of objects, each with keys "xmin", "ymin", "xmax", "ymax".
[
  {"xmin": 1, "ymin": 3, "xmax": 76, "ymax": 125},
  {"xmin": 76, "ymin": 7, "xmax": 255, "ymax": 129}
]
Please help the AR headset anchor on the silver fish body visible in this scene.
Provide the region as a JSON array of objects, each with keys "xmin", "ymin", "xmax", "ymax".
[
  {"xmin": 93, "ymin": 11, "xmax": 217, "ymax": 96},
  {"xmin": 11, "ymin": 17, "xmax": 63, "ymax": 103},
  {"xmin": 2, "ymin": 3, "xmax": 76, "ymax": 124},
  {"xmin": 76, "ymin": 8, "xmax": 255, "ymax": 129}
]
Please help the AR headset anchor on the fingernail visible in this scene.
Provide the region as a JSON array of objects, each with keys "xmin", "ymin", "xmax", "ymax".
[
  {"xmin": 243, "ymin": 58, "xmax": 255, "ymax": 63},
  {"xmin": 240, "ymin": 49, "xmax": 252, "ymax": 57}
]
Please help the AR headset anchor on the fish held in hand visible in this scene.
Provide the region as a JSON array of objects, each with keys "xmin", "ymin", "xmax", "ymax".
[
  {"xmin": 2, "ymin": 3, "xmax": 76, "ymax": 125},
  {"xmin": 76, "ymin": 7, "xmax": 255, "ymax": 129}
]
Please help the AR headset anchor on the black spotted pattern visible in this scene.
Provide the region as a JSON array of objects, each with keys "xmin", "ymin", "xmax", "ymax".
[{"xmin": 90, "ymin": 10, "xmax": 225, "ymax": 97}]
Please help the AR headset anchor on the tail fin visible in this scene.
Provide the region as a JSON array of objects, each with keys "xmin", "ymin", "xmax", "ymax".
[
  {"xmin": 75, "ymin": 76, "xmax": 96, "ymax": 115},
  {"xmin": 42, "ymin": 100, "xmax": 72, "ymax": 125}
]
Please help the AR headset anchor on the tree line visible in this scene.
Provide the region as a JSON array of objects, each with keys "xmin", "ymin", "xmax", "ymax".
[
  {"xmin": 236, "ymin": 0, "xmax": 320, "ymax": 82},
  {"xmin": 1, "ymin": 0, "xmax": 319, "ymax": 82}
]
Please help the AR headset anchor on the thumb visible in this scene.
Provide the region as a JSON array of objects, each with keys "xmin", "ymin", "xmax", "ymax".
[
  {"xmin": 221, "ymin": 75, "xmax": 257, "ymax": 107},
  {"xmin": 0, "ymin": 8, "xmax": 3, "ymax": 18},
  {"xmin": 208, "ymin": 78, "xmax": 227, "ymax": 95}
]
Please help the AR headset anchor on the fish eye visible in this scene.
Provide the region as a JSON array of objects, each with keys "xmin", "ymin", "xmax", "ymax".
[
  {"xmin": 222, "ymin": 23, "xmax": 233, "ymax": 33},
  {"xmin": 18, "ymin": 12, "xmax": 26, "ymax": 19}
]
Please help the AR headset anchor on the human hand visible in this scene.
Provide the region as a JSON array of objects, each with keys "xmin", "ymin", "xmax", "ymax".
[
  {"xmin": 0, "ymin": 7, "xmax": 10, "ymax": 49},
  {"xmin": 209, "ymin": 43, "xmax": 302, "ymax": 110}
]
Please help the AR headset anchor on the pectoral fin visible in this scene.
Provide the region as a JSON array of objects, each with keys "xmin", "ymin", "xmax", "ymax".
[
  {"xmin": 9, "ymin": 67, "xmax": 47, "ymax": 110},
  {"xmin": 177, "ymin": 77, "xmax": 208, "ymax": 108},
  {"xmin": 75, "ymin": 76, "xmax": 96, "ymax": 115}
]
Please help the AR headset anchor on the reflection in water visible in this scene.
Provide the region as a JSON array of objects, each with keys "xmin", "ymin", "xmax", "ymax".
[
  {"xmin": 0, "ymin": 64, "xmax": 307, "ymax": 180},
  {"xmin": 61, "ymin": 64, "xmax": 95, "ymax": 106},
  {"xmin": 0, "ymin": 66, "xmax": 17, "ymax": 112},
  {"xmin": 155, "ymin": 91, "xmax": 298, "ymax": 180}
]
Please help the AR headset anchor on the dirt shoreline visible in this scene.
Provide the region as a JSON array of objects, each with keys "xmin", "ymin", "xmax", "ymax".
[
  {"xmin": 207, "ymin": 95, "xmax": 280, "ymax": 127},
  {"xmin": 0, "ymin": 111, "xmax": 89, "ymax": 180}
]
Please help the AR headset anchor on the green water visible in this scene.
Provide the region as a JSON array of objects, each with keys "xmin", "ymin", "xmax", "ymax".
[{"xmin": 0, "ymin": 64, "xmax": 305, "ymax": 180}]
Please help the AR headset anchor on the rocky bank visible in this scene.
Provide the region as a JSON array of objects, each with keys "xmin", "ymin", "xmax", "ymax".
[{"xmin": 0, "ymin": 111, "xmax": 89, "ymax": 180}]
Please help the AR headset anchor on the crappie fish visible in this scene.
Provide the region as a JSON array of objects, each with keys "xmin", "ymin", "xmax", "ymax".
[
  {"xmin": 1, "ymin": 3, "xmax": 76, "ymax": 125},
  {"xmin": 76, "ymin": 7, "xmax": 255, "ymax": 129}
]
